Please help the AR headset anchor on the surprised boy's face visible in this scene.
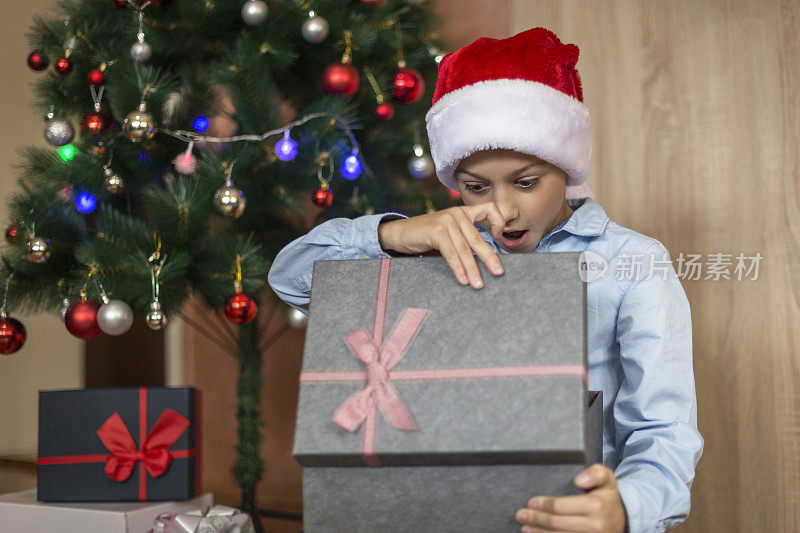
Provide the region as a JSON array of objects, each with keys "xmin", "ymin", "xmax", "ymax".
[{"xmin": 454, "ymin": 149, "xmax": 572, "ymax": 254}]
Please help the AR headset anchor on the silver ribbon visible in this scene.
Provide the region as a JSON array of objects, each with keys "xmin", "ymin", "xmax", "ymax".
[{"xmin": 152, "ymin": 505, "xmax": 255, "ymax": 533}]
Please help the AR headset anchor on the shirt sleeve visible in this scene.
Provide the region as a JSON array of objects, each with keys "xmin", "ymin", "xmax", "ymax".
[
  {"xmin": 267, "ymin": 212, "xmax": 409, "ymax": 314},
  {"xmin": 612, "ymin": 241, "xmax": 704, "ymax": 533}
]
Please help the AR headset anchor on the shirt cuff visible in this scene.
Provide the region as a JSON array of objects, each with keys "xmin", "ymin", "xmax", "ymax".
[
  {"xmin": 349, "ymin": 212, "xmax": 409, "ymax": 259},
  {"xmin": 616, "ymin": 478, "xmax": 665, "ymax": 533}
]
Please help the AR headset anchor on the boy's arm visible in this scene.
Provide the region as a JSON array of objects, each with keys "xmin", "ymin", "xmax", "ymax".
[
  {"xmin": 612, "ymin": 242, "xmax": 704, "ymax": 533},
  {"xmin": 267, "ymin": 213, "xmax": 408, "ymax": 313}
]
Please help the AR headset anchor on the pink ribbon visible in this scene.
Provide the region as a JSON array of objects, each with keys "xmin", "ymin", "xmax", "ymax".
[
  {"xmin": 302, "ymin": 258, "xmax": 587, "ymax": 467},
  {"xmin": 332, "ymin": 307, "xmax": 428, "ymax": 434}
]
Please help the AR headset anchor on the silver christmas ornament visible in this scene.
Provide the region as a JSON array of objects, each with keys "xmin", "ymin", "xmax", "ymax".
[
  {"xmin": 122, "ymin": 103, "xmax": 156, "ymax": 142},
  {"xmin": 26, "ymin": 236, "xmax": 51, "ymax": 263},
  {"xmin": 104, "ymin": 167, "xmax": 124, "ymax": 194},
  {"xmin": 287, "ymin": 306, "xmax": 308, "ymax": 329},
  {"xmin": 301, "ymin": 11, "xmax": 329, "ymax": 44},
  {"xmin": 145, "ymin": 300, "xmax": 168, "ymax": 330},
  {"xmin": 213, "ymin": 178, "xmax": 246, "ymax": 218},
  {"xmin": 44, "ymin": 117, "xmax": 75, "ymax": 147},
  {"xmin": 407, "ymin": 144, "xmax": 435, "ymax": 179},
  {"xmin": 97, "ymin": 298, "xmax": 134, "ymax": 336},
  {"xmin": 130, "ymin": 33, "xmax": 152, "ymax": 62},
  {"xmin": 241, "ymin": 0, "xmax": 269, "ymax": 25},
  {"xmin": 59, "ymin": 297, "xmax": 70, "ymax": 321}
]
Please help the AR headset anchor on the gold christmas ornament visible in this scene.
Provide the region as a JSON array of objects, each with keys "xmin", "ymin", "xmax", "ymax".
[
  {"xmin": 145, "ymin": 300, "xmax": 167, "ymax": 330},
  {"xmin": 103, "ymin": 166, "xmax": 124, "ymax": 194},
  {"xmin": 213, "ymin": 171, "xmax": 246, "ymax": 218},
  {"xmin": 26, "ymin": 236, "xmax": 51, "ymax": 263},
  {"xmin": 122, "ymin": 102, "xmax": 156, "ymax": 142}
]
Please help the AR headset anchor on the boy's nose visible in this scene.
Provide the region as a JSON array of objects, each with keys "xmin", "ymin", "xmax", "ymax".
[{"xmin": 496, "ymin": 202, "xmax": 519, "ymax": 224}]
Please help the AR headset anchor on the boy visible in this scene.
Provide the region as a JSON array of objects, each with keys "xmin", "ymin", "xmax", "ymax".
[{"xmin": 269, "ymin": 27, "xmax": 703, "ymax": 533}]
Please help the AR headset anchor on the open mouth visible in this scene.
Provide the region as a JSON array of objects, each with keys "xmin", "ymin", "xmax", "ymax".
[{"xmin": 499, "ymin": 230, "xmax": 529, "ymax": 248}]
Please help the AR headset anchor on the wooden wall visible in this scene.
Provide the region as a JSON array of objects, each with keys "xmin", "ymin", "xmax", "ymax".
[{"xmin": 510, "ymin": 0, "xmax": 800, "ymax": 530}]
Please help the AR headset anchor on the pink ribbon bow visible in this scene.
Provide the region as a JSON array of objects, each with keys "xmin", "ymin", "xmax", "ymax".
[{"xmin": 332, "ymin": 307, "xmax": 429, "ymax": 433}]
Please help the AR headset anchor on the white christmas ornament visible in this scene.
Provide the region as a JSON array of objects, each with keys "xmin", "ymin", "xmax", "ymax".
[
  {"xmin": 44, "ymin": 116, "xmax": 75, "ymax": 147},
  {"xmin": 97, "ymin": 298, "xmax": 134, "ymax": 336},
  {"xmin": 301, "ymin": 11, "xmax": 329, "ymax": 44},
  {"xmin": 407, "ymin": 143, "xmax": 435, "ymax": 179},
  {"xmin": 241, "ymin": 0, "xmax": 269, "ymax": 25}
]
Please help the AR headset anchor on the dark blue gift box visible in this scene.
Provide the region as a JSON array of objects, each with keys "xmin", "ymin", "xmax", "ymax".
[{"xmin": 37, "ymin": 387, "xmax": 201, "ymax": 502}]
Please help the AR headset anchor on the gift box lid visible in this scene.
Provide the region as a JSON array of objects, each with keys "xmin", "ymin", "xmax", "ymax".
[{"xmin": 293, "ymin": 252, "xmax": 590, "ymax": 468}]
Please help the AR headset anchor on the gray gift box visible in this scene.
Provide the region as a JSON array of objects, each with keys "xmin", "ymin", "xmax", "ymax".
[{"xmin": 293, "ymin": 253, "xmax": 603, "ymax": 532}]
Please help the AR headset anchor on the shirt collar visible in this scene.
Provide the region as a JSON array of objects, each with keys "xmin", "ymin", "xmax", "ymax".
[{"xmin": 549, "ymin": 197, "xmax": 610, "ymax": 239}]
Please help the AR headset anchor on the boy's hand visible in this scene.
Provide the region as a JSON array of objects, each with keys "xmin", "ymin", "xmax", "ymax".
[
  {"xmin": 515, "ymin": 464, "xmax": 626, "ymax": 533},
  {"xmin": 377, "ymin": 204, "xmax": 508, "ymax": 289}
]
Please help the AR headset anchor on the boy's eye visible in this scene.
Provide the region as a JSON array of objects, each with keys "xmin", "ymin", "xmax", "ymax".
[
  {"xmin": 518, "ymin": 176, "xmax": 541, "ymax": 188},
  {"xmin": 463, "ymin": 183, "xmax": 487, "ymax": 193},
  {"xmin": 462, "ymin": 176, "xmax": 541, "ymax": 194}
]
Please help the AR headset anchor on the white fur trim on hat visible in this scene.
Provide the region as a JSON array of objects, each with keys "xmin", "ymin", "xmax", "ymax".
[{"xmin": 425, "ymin": 78, "xmax": 592, "ymax": 191}]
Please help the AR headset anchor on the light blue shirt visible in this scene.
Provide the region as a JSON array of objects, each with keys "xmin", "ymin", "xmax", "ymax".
[{"xmin": 268, "ymin": 197, "xmax": 703, "ymax": 533}]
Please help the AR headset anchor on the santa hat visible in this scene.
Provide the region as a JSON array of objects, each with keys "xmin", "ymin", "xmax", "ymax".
[{"xmin": 424, "ymin": 27, "xmax": 594, "ymax": 200}]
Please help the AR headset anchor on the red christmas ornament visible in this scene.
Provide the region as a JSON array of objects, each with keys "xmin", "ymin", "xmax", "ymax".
[
  {"xmin": 88, "ymin": 69, "xmax": 106, "ymax": 88},
  {"xmin": 224, "ymin": 292, "xmax": 258, "ymax": 324},
  {"xmin": 313, "ymin": 187, "xmax": 334, "ymax": 207},
  {"xmin": 5, "ymin": 225, "xmax": 19, "ymax": 244},
  {"xmin": 391, "ymin": 67, "xmax": 425, "ymax": 104},
  {"xmin": 27, "ymin": 50, "xmax": 49, "ymax": 71},
  {"xmin": 0, "ymin": 316, "xmax": 26, "ymax": 355},
  {"xmin": 80, "ymin": 112, "xmax": 107, "ymax": 136},
  {"xmin": 54, "ymin": 56, "xmax": 73, "ymax": 75},
  {"xmin": 64, "ymin": 300, "xmax": 102, "ymax": 340},
  {"xmin": 375, "ymin": 102, "xmax": 394, "ymax": 121},
  {"xmin": 321, "ymin": 63, "xmax": 360, "ymax": 97}
]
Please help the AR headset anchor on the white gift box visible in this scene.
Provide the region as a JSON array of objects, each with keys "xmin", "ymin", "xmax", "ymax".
[{"xmin": 0, "ymin": 489, "xmax": 213, "ymax": 533}]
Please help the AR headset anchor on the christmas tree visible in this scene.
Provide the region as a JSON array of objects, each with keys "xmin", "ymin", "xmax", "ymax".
[{"xmin": 1, "ymin": 0, "xmax": 451, "ymax": 526}]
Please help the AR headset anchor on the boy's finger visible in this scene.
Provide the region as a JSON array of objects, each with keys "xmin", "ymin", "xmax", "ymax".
[
  {"xmin": 453, "ymin": 210, "xmax": 504, "ymax": 276},
  {"xmin": 516, "ymin": 507, "xmax": 592, "ymax": 531},
  {"xmin": 435, "ymin": 235, "xmax": 469, "ymax": 286},
  {"xmin": 447, "ymin": 225, "xmax": 484, "ymax": 288},
  {"xmin": 575, "ymin": 464, "xmax": 615, "ymax": 490},
  {"xmin": 466, "ymin": 203, "xmax": 506, "ymax": 240},
  {"xmin": 527, "ymin": 494, "xmax": 600, "ymax": 516}
]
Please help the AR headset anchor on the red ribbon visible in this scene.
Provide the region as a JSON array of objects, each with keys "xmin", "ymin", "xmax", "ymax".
[
  {"xmin": 301, "ymin": 258, "xmax": 588, "ymax": 468},
  {"xmin": 96, "ymin": 408, "xmax": 190, "ymax": 482},
  {"xmin": 38, "ymin": 388, "xmax": 197, "ymax": 500}
]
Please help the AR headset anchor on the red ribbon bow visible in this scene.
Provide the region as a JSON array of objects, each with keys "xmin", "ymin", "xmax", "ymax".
[
  {"xmin": 332, "ymin": 307, "xmax": 429, "ymax": 433},
  {"xmin": 96, "ymin": 408, "xmax": 190, "ymax": 482}
]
